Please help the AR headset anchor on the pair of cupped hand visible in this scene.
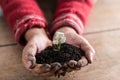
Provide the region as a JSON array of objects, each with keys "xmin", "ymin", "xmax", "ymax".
[{"xmin": 22, "ymin": 27, "xmax": 95, "ymax": 77}]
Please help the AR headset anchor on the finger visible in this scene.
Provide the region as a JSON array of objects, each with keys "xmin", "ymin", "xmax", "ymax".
[
  {"xmin": 77, "ymin": 56, "xmax": 88, "ymax": 67},
  {"xmin": 53, "ymin": 63, "xmax": 68, "ymax": 77},
  {"xmin": 28, "ymin": 54, "xmax": 36, "ymax": 69},
  {"xmin": 79, "ymin": 36, "xmax": 95, "ymax": 63},
  {"xmin": 22, "ymin": 43, "xmax": 37, "ymax": 69},
  {"xmin": 63, "ymin": 63, "xmax": 72, "ymax": 72},
  {"xmin": 60, "ymin": 60, "xmax": 77, "ymax": 73},
  {"xmin": 50, "ymin": 62, "xmax": 62, "ymax": 73},
  {"xmin": 57, "ymin": 71, "xmax": 66, "ymax": 77},
  {"xmin": 32, "ymin": 64, "xmax": 51, "ymax": 75},
  {"xmin": 55, "ymin": 68, "xmax": 67, "ymax": 78},
  {"xmin": 50, "ymin": 62, "xmax": 62, "ymax": 77},
  {"xmin": 55, "ymin": 60, "xmax": 78, "ymax": 77},
  {"xmin": 67, "ymin": 60, "xmax": 77, "ymax": 69}
]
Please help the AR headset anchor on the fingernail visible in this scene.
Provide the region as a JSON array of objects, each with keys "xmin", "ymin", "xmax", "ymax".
[{"xmin": 67, "ymin": 60, "xmax": 77, "ymax": 68}]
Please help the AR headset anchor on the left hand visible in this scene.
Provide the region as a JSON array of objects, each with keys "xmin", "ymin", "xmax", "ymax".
[
  {"xmin": 22, "ymin": 28, "xmax": 62, "ymax": 77},
  {"xmin": 53, "ymin": 27, "xmax": 95, "ymax": 75}
]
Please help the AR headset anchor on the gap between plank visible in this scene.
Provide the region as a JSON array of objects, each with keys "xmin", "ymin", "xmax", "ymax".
[
  {"xmin": 83, "ymin": 28, "xmax": 120, "ymax": 35},
  {"xmin": 0, "ymin": 28, "xmax": 120, "ymax": 47},
  {"xmin": 0, "ymin": 43, "xmax": 17, "ymax": 47}
]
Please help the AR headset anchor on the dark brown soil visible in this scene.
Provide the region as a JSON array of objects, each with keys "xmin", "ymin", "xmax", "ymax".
[{"xmin": 35, "ymin": 43, "xmax": 85, "ymax": 65}]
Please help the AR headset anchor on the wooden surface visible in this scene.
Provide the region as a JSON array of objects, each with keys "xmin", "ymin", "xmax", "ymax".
[{"xmin": 0, "ymin": 0, "xmax": 120, "ymax": 80}]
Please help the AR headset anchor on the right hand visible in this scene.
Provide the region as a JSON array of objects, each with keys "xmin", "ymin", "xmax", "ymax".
[
  {"xmin": 22, "ymin": 28, "xmax": 62, "ymax": 77},
  {"xmin": 52, "ymin": 27, "xmax": 95, "ymax": 76}
]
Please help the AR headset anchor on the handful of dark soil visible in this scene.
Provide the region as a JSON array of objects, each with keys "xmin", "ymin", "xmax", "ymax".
[
  {"xmin": 36, "ymin": 43, "xmax": 85, "ymax": 64},
  {"xmin": 35, "ymin": 43, "xmax": 85, "ymax": 77}
]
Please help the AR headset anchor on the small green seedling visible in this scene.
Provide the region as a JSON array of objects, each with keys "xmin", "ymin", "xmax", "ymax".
[{"xmin": 53, "ymin": 32, "xmax": 66, "ymax": 51}]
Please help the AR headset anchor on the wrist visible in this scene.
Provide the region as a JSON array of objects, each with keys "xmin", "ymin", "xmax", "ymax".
[{"xmin": 25, "ymin": 28, "xmax": 48, "ymax": 41}]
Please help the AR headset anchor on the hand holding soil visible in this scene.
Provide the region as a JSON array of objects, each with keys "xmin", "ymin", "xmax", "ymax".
[
  {"xmin": 22, "ymin": 28, "xmax": 61, "ymax": 77},
  {"xmin": 55, "ymin": 27, "xmax": 95, "ymax": 63},
  {"xmin": 51, "ymin": 27, "xmax": 95, "ymax": 77},
  {"xmin": 35, "ymin": 27, "xmax": 95, "ymax": 77},
  {"xmin": 22, "ymin": 27, "xmax": 95, "ymax": 77}
]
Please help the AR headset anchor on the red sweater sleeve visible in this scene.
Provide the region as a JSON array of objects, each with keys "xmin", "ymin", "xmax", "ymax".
[
  {"xmin": 0, "ymin": 0, "xmax": 47, "ymax": 45},
  {"xmin": 50, "ymin": 0, "xmax": 94, "ymax": 35}
]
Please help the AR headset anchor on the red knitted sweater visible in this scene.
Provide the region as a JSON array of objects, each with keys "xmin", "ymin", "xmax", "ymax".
[{"xmin": 0, "ymin": 0, "xmax": 94, "ymax": 45}]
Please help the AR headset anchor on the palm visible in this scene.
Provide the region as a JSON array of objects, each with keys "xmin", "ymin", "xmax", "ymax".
[
  {"xmin": 22, "ymin": 35, "xmax": 54, "ymax": 76},
  {"xmin": 64, "ymin": 32, "xmax": 95, "ymax": 63}
]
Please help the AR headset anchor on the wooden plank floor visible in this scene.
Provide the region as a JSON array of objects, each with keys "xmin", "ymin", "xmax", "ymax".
[{"xmin": 0, "ymin": 0, "xmax": 120, "ymax": 80}]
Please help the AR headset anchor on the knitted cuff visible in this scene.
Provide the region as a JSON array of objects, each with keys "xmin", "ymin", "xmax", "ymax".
[
  {"xmin": 14, "ymin": 14, "xmax": 47, "ymax": 46},
  {"xmin": 50, "ymin": 13, "xmax": 84, "ymax": 36}
]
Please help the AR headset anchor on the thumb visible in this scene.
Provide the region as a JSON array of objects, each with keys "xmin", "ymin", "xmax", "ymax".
[
  {"xmin": 22, "ymin": 42, "xmax": 37, "ymax": 70},
  {"xmin": 37, "ymin": 39, "xmax": 52, "ymax": 53}
]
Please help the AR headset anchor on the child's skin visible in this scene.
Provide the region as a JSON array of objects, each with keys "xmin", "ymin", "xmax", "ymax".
[{"xmin": 22, "ymin": 26, "xmax": 95, "ymax": 76}]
